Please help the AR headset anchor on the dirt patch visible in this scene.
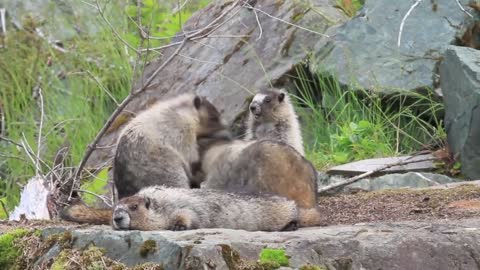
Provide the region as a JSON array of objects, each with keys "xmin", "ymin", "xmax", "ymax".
[
  {"xmin": 0, "ymin": 219, "xmax": 86, "ymax": 233},
  {"xmin": 318, "ymin": 184, "xmax": 480, "ymax": 225}
]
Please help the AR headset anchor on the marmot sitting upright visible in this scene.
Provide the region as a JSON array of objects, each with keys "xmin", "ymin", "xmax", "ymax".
[
  {"xmin": 114, "ymin": 94, "xmax": 228, "ymax": 198},
  {"xmin": 245, "ymin": 88, "xmax": 304, "ymax": 156}
]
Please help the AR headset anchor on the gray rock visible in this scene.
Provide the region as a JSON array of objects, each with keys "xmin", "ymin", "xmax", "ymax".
[
  {"xmin": 33, "ymin": 218, "xmax": 480, "ymax": 270},
  {"xmin": 326, "ymin": 154, "xmax": 436, "ymax": 177},
  {"xmin": 86, "ymin": 0, "xmax": 348, "ymax": 168},
  {"xmin": 440, "ymin": 45, "xmax": 480, "ymax": 179},
  {"xmin": 1, "ymin": 0, "xmax": 112, "ymax": 41},
  {"xmin": 312, "ymin": 0, "xmax": 470, "ymax": 93},
  {"xmin": 318, "ymin": 171, "xmax": 462, "ymax": 192}
]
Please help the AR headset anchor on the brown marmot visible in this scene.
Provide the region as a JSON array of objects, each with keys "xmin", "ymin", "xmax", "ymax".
[
  {"xmin": 199, "ymin": 139, "xmax": 320, "ymax": 226},
  {"xmin": 112, "ymin": 186, "xmax": 301, "ymax": 231},
  {"xmin": 114, "ymin": 94, "xmax": 228, "ymax": 198},
  {"xmin": 61, "ymin": 186, "xmax": 307, "ymax": 231},
  {"xmin": 245, "ymin": 88, "xmax": 305, "ymax": 156}
]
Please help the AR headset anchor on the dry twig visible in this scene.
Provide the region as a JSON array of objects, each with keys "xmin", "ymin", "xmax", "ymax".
[
  {"xmin": 456, "ymin": 0, "xmax": 473, "ymax": 18},
  {"xmin": 318, "ymin": 156, "xmax": 437, "ymax": 194},
  {"xmin": 397, "ymin": 0, "xmax": 423, "ymax": 47}
]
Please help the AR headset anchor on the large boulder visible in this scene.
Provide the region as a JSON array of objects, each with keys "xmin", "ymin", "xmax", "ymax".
[
  {"xmin": 1, "ymin": 0, "xmax": 112, "ymax": 41},
  {"xmin": 23, "ymin": 218, "xmax": 480, "ymax": 269},
  {"xmin": 440, "ymin": 45, "xmax": 480, "ymax": 179},
  {"xmin": 312, "ymin": 0, "xmax": 471, "ymax": 93},
  {"xmin": 86, "ymin": 0, "xmax": 347, "ymax": 168}
]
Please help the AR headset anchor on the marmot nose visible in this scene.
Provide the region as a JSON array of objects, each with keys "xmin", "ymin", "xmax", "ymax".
[
  {"xmin": 114, "ymin": 216, "xmax": 123, "ymax": 223},
  {"xmin": 250, "ymin": 104, "xmax": 258, "ymax": 112}
]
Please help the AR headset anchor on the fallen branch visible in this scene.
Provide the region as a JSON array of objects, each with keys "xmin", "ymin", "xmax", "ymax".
[{"xmin": 318, "ymin": 156, "xmax": 437, "ymax": 194}]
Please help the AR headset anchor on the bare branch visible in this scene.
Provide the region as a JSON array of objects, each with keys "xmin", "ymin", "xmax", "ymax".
[
  {"xmin": 318, "ymin": 156, "xmax": 437, "ymax": 194},
  {"xmin": 456, "ymin": 0, "xmax": 473, "ymax": 18},
  {"xmin": 73, "ymin": 189, "xmax": 113, "ymax": 207},
  {"xmin": 91, "ymin": 0, "xmax": 139, "ymax": 54},
  {"xmin": 245, "ymin": 5, "xmax": 330, "ymax": 38},
  {"xmin": 85, "ymin": 70, "xmax": 120, "ymax": 106},
  {"xmin": 36, "ymin": 87, "xmax": 45, "ymax": 176},
  {"xmin": 398, "ymin": 0, "xmax": 423, "ymax": 47}
]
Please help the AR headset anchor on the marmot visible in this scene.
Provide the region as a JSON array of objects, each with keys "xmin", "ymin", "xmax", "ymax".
[
  {"xmin": 200, "ymin": 139, "xmax": 320, "ymax": 226},
  {"xmin": 245, "ymin": 88, "xmax": 305, "ymax": 156},
  {"xmin": 114, "ymin": 94, "xmax": 228, "ymax": 198},
  {"xmin": 112, "ymin": 186, "xmax": 300, "ymax": 231},
  {"xmin": 62, "ymin": 186, "xmax": 305, "ymax": 231}
]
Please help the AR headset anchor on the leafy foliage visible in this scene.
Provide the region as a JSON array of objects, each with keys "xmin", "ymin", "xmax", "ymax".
[{"xmin": 293, "ymin": 66, "xmax": 445, "ymax": 170}]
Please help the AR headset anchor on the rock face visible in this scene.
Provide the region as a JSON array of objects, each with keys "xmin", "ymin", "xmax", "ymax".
[
  {"xmin": 312, "ymin": 0, "xmax": 470, "ymax": 93},
  {"xmin": 440, "ymin": 45, "xmax": 480, "ymax": 179},
  {"xmin": 1, "ymin": 0, "xmax": 110, "ymax": 41},
  {"xmin": 31, "ymin": 218, "xmax": 480, "ymax": 269},
  {"xmin": 86, "ymin": 0, "xmax": 348, "ymax": 168}
]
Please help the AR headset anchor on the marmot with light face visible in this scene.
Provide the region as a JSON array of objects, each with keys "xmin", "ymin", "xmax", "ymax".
[
  {"xmin": 61, "ymin": 186, "xmax": 302, "ymax": 231},
  {"xmin": 114, "ymin": 94, "xmax": 228, "ymax": 198},
  {"xmin": 245, "ymin": 88, "xmax": 304, "ymax": 156},
  {"xmin": 112, "ymin": 186, "xmax": 301, "ymax": 231}
]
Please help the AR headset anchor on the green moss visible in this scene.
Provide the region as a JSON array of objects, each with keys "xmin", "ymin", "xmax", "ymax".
[
  {"xmin": 0, "ymin": 228, "xmax": 29, "ymax": 269},
  {"xmin": 139, "ymin": 239, "xmax": 157, "ymax": 258},
  {"xmin": 259, "ymin": 248, "xmax": 289, "ymax": 267},
  {"xmin": 299, "ymin": 264, "xmax": 328, "ymax": 270},
  {"xmin": 50, "ymin": 249, "xmax": 71, "ymax": 270}
]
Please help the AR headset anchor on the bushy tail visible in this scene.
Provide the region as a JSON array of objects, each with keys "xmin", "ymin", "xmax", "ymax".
[
  {"xmin": 60, "ymin": 201, "xmax": 112, "ymax": 225},
  {"xmin": 298, "ymin": 207, "xmax": 322, "ymax": 227}
]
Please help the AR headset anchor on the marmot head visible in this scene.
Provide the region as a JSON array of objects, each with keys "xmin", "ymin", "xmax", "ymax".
[
  {"xmin": 249, "ymin": 88, "xmax": 287, "ymax": 121},
  {"xmin": 112, "ymin": 195, "xmax": 161, "ymax": 230},
  {"xmin": 194, "ymin": 96, "xmax": 230, "ymax": 138}
]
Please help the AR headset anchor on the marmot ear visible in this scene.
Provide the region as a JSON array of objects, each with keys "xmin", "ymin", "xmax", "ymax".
[
  {"xmin": 278, "ymin": 93, "xmax": 285, "ymax": 102},
  {"xmin": 144, "ymin": 197, "xmax": 151, "ymax": 209},
  {"xmin": 193, "ymin": 96, "xmax": 202, "ymax": 109}
]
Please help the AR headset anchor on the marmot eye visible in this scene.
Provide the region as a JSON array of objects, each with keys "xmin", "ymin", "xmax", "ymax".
[
  {"xmin": 130, "ymin": 204, "xmax": 138, "ymax": 211},
  {"xmin": 264, "ymin": 96, "xmax": 272, "ymax": 103}
]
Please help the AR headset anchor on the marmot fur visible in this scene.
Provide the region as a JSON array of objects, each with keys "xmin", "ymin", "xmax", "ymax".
[
  {"xmin": 200, "ymin": 139, "xmax": 320, "ymax": 225},
  {"xmin": 112, "ymin": 186, "xmax": 301, "ymax": 231},
  {"xmin": 61, "ymin": 186, "xmax": 307, "ymax": 231},
  {"xmin": 114, "ymin": 94, "xmax": 227, "ymax": 198},
  {"xmin": 245, "ymin": 88, "xmax": 304, "ymax": 155}
]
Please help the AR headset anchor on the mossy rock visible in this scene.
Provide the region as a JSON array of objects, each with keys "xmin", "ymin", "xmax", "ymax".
[{"xmin": 0, "ymin": 228, "xmax": 30, "ymax": 269}]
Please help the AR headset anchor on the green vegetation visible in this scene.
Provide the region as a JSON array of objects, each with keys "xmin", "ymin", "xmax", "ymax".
[
  {"xmin": 0, "ymin": 228, "xmax": 29, "ymax": 269},
  {"xmin": 336, "ymin": 0, "xmax": 364, "ymax": 17},
  {"xmin": 259, "ymin": 248, "xmax": 290, "ymax": 267},
  {"xmin": 293, "ymin": 67, "xmax": 444, "ymax": 170},
  {"xmin": 0, "ymin": 0, "xmax": 210, "ymax": 215}
]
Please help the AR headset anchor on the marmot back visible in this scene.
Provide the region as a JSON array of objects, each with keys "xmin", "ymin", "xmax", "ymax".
[
  {"xmin": 112, "ymin": 186, "xmax": 299, "ymax": 232},
  {"xmin": 245, "ymin": 88, "xmax": 304, "ymax": 155},
  {"xmin": 201, "ymin": 140, "xmax": 318, "ymax": 210},
  {"xmin": 114, "ymin": 94, "xmax": 227, "ymax": 198}
]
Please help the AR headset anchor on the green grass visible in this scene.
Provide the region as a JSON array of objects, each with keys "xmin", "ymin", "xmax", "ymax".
[
  {"xmin": 292, "ymin": 67, "xmax": 445, "ymax": 170},
  {"xmin": 0, "ymin": 0, "xmax": 210, "ymax": 214}
]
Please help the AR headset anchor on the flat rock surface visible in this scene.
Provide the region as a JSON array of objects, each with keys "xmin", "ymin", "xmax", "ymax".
[{"xmin": 326, "ymin": 154, "xmax": 435, "ymax": 177}]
